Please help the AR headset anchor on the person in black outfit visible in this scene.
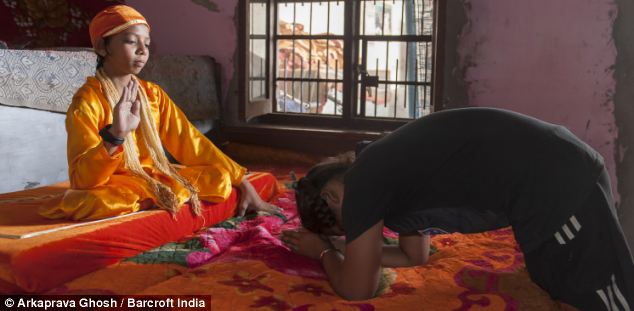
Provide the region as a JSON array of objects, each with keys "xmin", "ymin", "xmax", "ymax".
[{"xmin": 281, "ymin": 107, "xmax": 634, "ymax": 309}]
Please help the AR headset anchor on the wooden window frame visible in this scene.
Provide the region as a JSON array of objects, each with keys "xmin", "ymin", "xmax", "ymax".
[{"xmin": 234, "ymin": 0, "xmax": 446, "ymax": 140}]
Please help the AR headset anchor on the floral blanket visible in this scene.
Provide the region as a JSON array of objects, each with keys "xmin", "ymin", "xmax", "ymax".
[{"xmin": 47, "ymin": 169, "xmax": 563, "ymax": 310}]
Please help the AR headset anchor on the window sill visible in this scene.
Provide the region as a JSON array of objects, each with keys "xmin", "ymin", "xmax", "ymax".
[{"xmin": 215, "ymin": 123, "xmax": 386, "ymax": 156}]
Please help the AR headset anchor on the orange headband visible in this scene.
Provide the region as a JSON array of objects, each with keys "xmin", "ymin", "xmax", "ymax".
[{"xmin": 89, "ymin": 5, "xmax": 150, "ymax": 48}]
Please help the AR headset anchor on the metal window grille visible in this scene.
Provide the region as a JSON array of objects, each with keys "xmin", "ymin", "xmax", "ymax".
[
  {"xmin": 248, "ymin": 0, "xmax": 435, "ymax": 120},
  {"xmin": 357, "ymin": 0, "xmax": 434, "ymax": 119},
  {"xmin": 274, "ymin": 1, "xmax": 345, "ymax": 115}
]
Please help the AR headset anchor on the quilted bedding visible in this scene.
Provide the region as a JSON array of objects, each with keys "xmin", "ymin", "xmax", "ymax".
[
  {"xmin": 0, "ymin": 172, "xmax": 280, "ymax": 293},
  {"xmin": 21, "ymin": 167, "xmax": 564, "ymax": 310}
]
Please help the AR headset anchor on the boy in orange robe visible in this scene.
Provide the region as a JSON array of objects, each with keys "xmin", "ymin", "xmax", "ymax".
[{"xmin": 40, "ymin": 5, "xmax": 278, "ymax": 220}]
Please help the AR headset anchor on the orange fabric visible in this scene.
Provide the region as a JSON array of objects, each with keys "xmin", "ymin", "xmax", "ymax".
[
  {"xmin": 39, "ymin": 77, "xmax": 247, "ymax": 220},
  {"xmin": 50, "ymin": 225, "xmax": 561, "ymax": 310},
  {"xmin": 88, "ymin": 5, "xmax": 150, "ymax": 48},
  {"xmin": 3, "ymin": 166, "xmax": 563, "ymax": 308},
  {"xmin": 0, "ymin": 173, "xmax": 279, "ymax": 293}
]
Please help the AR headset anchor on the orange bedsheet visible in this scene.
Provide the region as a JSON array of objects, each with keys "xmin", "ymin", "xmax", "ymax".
[
  {"xmin": 47, "ymin": 188, "xmax": 564, "ymax": 310},
  {"xmin": 0, "ymin": 172, "xmax": 281, "ymax": 293}
]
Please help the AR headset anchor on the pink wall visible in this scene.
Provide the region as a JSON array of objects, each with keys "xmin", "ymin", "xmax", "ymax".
[
  {"xmin": 127, "ymin": 0, "xmax": 622, "ymax": 200},
  {"xmin": 457, "ymin": 0, "xmax": 620, "ymax": 200},
  {"xmin": 127, "ymin": 0, "xmax": 239, "ymax": 99}
]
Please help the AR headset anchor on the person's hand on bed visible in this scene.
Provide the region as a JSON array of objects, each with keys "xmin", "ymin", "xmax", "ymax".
[
  {"xmin": 237, "ymin": 178, "xmax": 282, "ymax": 217},
  {"xmin": 281, "ymin": 228, "xmax": 332, "ymax": 259}
]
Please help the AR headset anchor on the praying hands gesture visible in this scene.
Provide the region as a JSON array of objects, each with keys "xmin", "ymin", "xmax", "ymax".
[
  {"xmin": 110, "ymin": 79, "xmax": 141, "ymax": 139},
  {"xmin": 281, "ymin": 228, "xmax": 333, "ymax": 259}
]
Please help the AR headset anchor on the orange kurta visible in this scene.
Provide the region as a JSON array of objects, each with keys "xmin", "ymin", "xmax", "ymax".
[{"xmin": 39, "ymin": 77, "xmax": 246, "ymax": 220}]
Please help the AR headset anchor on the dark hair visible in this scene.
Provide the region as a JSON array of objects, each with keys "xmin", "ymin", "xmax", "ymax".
[
  {"xmin": 295, "ymin": 152, "xmax": 354, "ymax": 235},
  {"xmin": 96, "ymin": 36, "xmax": 111, "ymax": 69}
]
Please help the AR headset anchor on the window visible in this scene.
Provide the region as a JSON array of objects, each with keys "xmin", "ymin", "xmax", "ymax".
[
  {"xmin": 275, "ymin": 1, "xmax": 345, "ymax": 116},
  {"xmin": 248, "ymin": 0, "xmax": 269, "ymax": 101},
  {"xmin": 243, "ymin": 0, "xmax": 443, "ymax": 128}
]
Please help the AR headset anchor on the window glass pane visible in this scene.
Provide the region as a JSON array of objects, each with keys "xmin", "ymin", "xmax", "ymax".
[
  {"xmin": 418, "ymin": 85, "xmax": 432, "ymax": 116},
  {"xmin": 277, "ymin": 2, "xmax": 344, "ymax": 36},
  {"xmin": 249, "ymin": 2, "xmax": 268, "ymax": 100},
  {"xmin": 273, "ymin": 1, "xmax": 345, "ymax": 116},
  {"xmin": 276, "ymin": 80, "xmax": 304, "ymax": 113},
  {"xmin": 277, "ymin": 3, "xmax": 295, "ymax": 35},
  {"xmin": 358, "ymin": 83, "xmax": 418, "ymax": 119},
  {"xmin": 275, "ymin": 39, "xmax": 345, "ymax": 81},
  {"xmin": 420, "ymin": 0, "xmax": 434, "ymax": 36},
  {"xmin": 327, "ymin": 2, "xmax": 345, "ymax": 36},
  {"xmin": 276, "ymin": 80, "xmax": 342, "ymax": 115},
  {"xmin": 360, "ymin": 0, "xmax": 433, "ymax": 36},
  {"xmin": 249, "ymin": 39, "xmax": 267, "ymax": 99},
  {"xmin": 250, "ymin": 1, "xmax": 267, "ymax": 35},
  {"xmin": 276, "ymin": 39, "xmax": 344, "ymax": 115},
  {"xmin": 356, "ymin": 0, "xmax": 434, "ymax": 120},
  {"xmin": 423, "ymin": 41, "xmax": 433, "ymax": 82},
  {"xmin": 364, "ymin": 41, "xmax": 428, "ymax": 83},
  {"xmin": 357, "ymin": 39, "xmax": 432, "ymax": 119}
]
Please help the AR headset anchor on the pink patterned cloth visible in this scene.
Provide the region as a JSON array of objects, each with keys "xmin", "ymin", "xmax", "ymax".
[{"xmin": 186, "ymin": 193, "xmax": 326, "ymax": 279}]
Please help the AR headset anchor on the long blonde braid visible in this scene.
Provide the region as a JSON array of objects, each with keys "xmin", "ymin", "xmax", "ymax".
[{"xmin": 96, "ymin": 69, "xmax": 201, "ymax": 215}]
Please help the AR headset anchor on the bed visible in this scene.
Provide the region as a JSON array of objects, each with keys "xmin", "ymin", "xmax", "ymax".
[
  {"xmin": 0, "ymin": 163, "xmax": 563, "ymax": 310},
  {"xmin": 0, "ymin": 172, "xmax": 281, "ymax": 293}
]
